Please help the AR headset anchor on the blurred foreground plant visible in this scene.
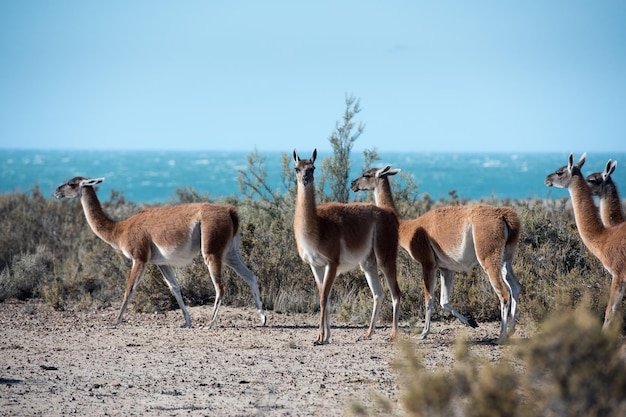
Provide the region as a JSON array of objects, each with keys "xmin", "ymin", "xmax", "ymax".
[{"xmin": 351, "ymin": 303, "xmax": 626, "ymax": 417}]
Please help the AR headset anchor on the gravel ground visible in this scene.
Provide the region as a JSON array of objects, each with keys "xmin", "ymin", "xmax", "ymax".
[{"xmin": 0, "ymin": 299, "xmax": 530, "ymax": 416}]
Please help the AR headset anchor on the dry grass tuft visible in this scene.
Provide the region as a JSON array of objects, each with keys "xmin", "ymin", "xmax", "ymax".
[{"xmin": 355, "ymin": 304, "xmax": 626, "ymax": 417}]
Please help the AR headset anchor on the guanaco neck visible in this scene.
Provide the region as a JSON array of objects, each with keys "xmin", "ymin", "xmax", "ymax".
[
  {"xmin": 80, "ymin": 186, "xmax": 118, "ymax": 246},
  {"xmin": 374, "ymin": 176, "xmax": 418, "ymax": 249},
  {"xmin": 375, "ymin": 177, "xmax": 400, "ymax": 218},
  {"xmin": 600, "ymin": 178, "xmax": 625, "ymax": 226},
  {"xmin": 568, "ymin": 169, "xmax": 607, "ymax": 251},
  {"xmin": 294, "ymin": 180, "xmax": 320, "ymax": 237}
]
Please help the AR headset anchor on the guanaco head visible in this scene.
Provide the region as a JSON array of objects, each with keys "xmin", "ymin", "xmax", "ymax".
[
  {"xmin": 586, "ymin": 160, "xmax": 617, "ymax": 197},
  {"xmin": 545, "ymin": 153, "xmax": 586, "ymax": 189},
  {"xmin": 350, "ymin": 165, "xmax": 401, "ymax": 192},
  {"xmin": 293, "ymin": 149, "xmax": 317, "ymax": 187},
  {"xmin": 55, "ymin": 177, "xmax": 105, "ymax": 199}
]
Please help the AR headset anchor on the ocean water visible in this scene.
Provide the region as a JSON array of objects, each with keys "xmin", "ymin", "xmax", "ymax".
[{"xmin": 2, "ymin": 149, "xmax": 625, "ymax": 203}]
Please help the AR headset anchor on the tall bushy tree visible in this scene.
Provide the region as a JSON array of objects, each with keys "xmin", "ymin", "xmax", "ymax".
[{"xmin": 321, "ymin": 94, "xmax": 365, "ymax": 203}]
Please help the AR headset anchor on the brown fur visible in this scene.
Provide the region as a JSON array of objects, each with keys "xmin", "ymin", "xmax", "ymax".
[
  {"xmin": 55, "ymin": 176, "xmax": 265, "ymax": 328},
  {"xmin": 293, "ymin": 150, "xmax": 401, "ymax": 345},
  {"xmin": 586, "ymin": 160, "xmax": 624, "ymax": 227},
  {"xmin": 546, "ymin": 153, "xmax": 626, "ymax": 329},
  {"xmin": 351, "ymin": 166, "xmax": 522, "ymax": 343}
]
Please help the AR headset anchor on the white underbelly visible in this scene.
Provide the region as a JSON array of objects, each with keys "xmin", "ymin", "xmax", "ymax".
[
  {"xmin": 149, "ymin": 234, "xmax": 201, "ymax": 267},
  {"xmin": 337, "ymin": 239, "xmax": 371, "ymax": 273},
  {"xmin": 149, "ymin": 222, "xmax": 202, "ymax": 267},
  {"xmin": 299, "ymin": 235, "xmax": 372, "ymax": 273},
  {"xmin": 151, "ymin": 250, "xmax": 196, "ymax": 267},
  {"xmin": 433, "ymin": 227, "xmax": 478, "ymax": 272}
]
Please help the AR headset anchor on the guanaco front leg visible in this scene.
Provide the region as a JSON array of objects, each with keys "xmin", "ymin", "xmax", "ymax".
[
  {"xmin": 439, "ymin": 269, "xmax": 478, "ymax": 328},
  {"xmin": 114, "ymin": 260, "xmax": 147, "ymax": 328},
  {"xmin": 315, "ymin": 263, "xmax": 338, "ymax": 345}
]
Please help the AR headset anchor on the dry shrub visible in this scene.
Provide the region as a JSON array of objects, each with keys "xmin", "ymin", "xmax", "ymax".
[
  {"xmin": 385, "ymin": 337, "xmax": 522, "ymax": 417},
  {"xmin": 1, "ymin": 181, "xmax": 625, "ymax": 334},
  {"xmin": 358, "ymin": 304, "xmax": 626, "ymax": 417},
  {"xmin": 520, "ymin": 303, "xmax": 626, "ymax": 416},
  {"xmin": 0, "ymin": 245, "xmax": 53, "ymax": 301}
]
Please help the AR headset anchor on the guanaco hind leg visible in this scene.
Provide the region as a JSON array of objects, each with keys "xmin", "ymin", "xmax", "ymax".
[
  {"xmin": 503, "ymin": 261, "xmax": 521, "ymax": 336},
  {"xmin": 223, "ymin": 240, "xmax": 267, "ymax": 325},
  {"xmin": 157, "ymin": 265, "xmax": 192, "ymax": 328},
  {"xmin": 419, "ymin": 268, "xmax": 437, "ymax": 339},
  {"xmin": 203, "ymin": 254, "xmax": 225, "ymax": 329},
  {"xmin": 375, "ymin": 251, "xmax": 401, "ymax": 341},
  {"xmin": 603, "ymin": 273, "xmax": 626, "ymax": 329},
  {"xmin": 359, "ymin": 257, "xmax": 385, "ymax": 341},
  {"xmin": 480, "ymin": 260, "xmax": 512, "ymax": 343}
]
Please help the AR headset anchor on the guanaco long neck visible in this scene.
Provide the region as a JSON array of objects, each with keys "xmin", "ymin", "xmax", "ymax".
[
  {"xmin": 569, "ymin": 170, "xmax": 607, "ymax": 251},
  {"xmin": 374, "ymin": 177, "xmax": 400, "ymax": 218},
  {"xmin": 80, "ymin": 187, "xmax": 118, "ymax": 246},
  {"xmin": 294, "ymin": 181, "xmax": 320, "ymax": 237},
  {"xmin": 373, "ymin": 176, "xmax": 417, "ymax": 250},
  {"xmin": 600, "ymin": 178, "xmax": 625, "ymax": 226}
]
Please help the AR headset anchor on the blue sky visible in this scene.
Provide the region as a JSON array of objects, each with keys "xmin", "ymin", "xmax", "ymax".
[{"xmin": 1, "ymin": 1, "xmax": 625, "ymax": 153}]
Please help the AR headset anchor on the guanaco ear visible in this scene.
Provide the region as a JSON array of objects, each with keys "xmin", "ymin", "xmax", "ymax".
[
  {"xmin": 568, "ymin": 153, "xmax": 585, "ymax": 172},
  {"xmin": 376, "ymin": 166, "xmax": 390, "ymax": 178},
  {"xmin": 293, "ymin": 149, "xmax": 300, "ymax": 164},
  {"xmin": 376, "ymin": 166, "xmax": 401, "ymax": 178},
  {"xmin": 567, "ymin": 153, "xmax": 575, "ymax": 171},
  {"xmin": 311, "ymin": 148, "xmax": 317, "ymax": 163},
  {"xmin": 604, "ymin": 160, "xmax": 617, "ymax": 179},
  {"xmin": 81, "ymin": 178, "xmax": 104, "ymax": 187}
]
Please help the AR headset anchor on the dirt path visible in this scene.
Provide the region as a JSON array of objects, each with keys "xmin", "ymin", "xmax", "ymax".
[{"xmin": 0, "ymin": 299, "xmax": 529, "ymax": 416}]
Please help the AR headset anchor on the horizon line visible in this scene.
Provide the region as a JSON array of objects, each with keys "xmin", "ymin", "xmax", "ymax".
[{"xmin": 2, "ymin": 147, "xmax": 625, "ymax": 154}]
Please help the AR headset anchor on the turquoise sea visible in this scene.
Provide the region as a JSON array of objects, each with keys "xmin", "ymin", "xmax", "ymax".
[{"xmin": 2, "ymin": 149, "xmax": 625, "ymax": 203}]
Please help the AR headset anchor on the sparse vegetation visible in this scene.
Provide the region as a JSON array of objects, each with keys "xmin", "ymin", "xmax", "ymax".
[
  {"xmin": 0, "ymin": 122, "xmax": 620, "ymax": 327},
  {"xmin": 1, "ymin": 97, "xmax": 625, "ymax": 415}
]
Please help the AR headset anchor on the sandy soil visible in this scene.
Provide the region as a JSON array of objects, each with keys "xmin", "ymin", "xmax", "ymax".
[{"xmin": 0, "ymin": 299, "xmax": 530, "ymax": 416}]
